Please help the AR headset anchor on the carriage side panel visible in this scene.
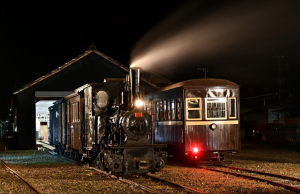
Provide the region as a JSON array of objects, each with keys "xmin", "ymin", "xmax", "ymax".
[
  {"xmin": 147, "ymin": 88, "xmax": 185, "ymax": 152},
  {"xmin": 185, "ymin": 123, "xmax": 239, "ymax": 151}
]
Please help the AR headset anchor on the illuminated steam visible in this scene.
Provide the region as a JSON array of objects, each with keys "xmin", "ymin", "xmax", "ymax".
[{"xmin": 130, "ymin": 0, "xmax": 300, "ymax": 82}]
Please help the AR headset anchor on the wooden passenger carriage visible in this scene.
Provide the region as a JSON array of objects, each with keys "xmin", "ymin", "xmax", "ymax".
[{"xmin": 145, "ymin": 78, "xmax": 240, "ymax": 161}]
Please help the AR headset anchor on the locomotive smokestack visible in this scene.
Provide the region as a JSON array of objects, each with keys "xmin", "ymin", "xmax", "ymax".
[{"xmin": 130, "ymin": 67, "xmax": 141, "ymax": 108}]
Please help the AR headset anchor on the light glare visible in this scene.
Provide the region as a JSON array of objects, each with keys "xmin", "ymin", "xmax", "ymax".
[{"xmin": 135, "ymin": 100, "xmax": 144, "ymax": 107}]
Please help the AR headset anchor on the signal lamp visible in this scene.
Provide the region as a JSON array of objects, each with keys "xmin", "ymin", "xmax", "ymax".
[{"xmin": 193, "ymin": 147, "xmax": 199, "ymax": 153}]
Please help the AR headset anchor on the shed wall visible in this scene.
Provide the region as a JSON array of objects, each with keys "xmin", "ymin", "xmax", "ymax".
[{"xmin": 15, "ymin": 53, "xmax": 129, "ymax": 150}]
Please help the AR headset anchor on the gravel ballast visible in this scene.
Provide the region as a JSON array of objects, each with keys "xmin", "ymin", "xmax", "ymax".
[{"xmin": 0, "ymin": 141, "xmax": 299, "ymax": 193}]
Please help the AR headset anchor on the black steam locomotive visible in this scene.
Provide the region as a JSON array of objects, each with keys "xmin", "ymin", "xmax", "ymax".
[{"xmin": 48, "ymin": 68, "xmax": 167, "ymax": 175}]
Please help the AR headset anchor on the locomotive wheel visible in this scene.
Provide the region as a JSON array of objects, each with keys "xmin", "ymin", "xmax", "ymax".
[{"xmin": 98, "ymin": 153, "xmax": 109, "ymax": 173}]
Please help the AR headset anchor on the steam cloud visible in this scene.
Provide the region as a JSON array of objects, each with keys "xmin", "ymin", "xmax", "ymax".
[{"xmin": 130, "ymin": 0, "xmax": 300, "ymax": 83}]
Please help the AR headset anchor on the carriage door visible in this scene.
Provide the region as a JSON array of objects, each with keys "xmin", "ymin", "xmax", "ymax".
[{"xmin": 70, "ymin": 96, "xmax": 81, "ymax": 150}]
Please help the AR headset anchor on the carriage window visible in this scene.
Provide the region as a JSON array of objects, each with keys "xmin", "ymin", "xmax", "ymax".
[
  {"xmin": 229, "ymin": 97, "xmax": 237, "ymax": 119},
  {"xmin": 156, "ymin": 102, "xmax": 159, "ymax": 120},
  {"xmin": 171, "ymin": 99, "xmax": 176, "ymax": 120},
  {"xmin": 205, "ymin": 98, "xmax": 227, "ymax": 120},
  {"xmin": 186, "ymin": 98, "xmax": 202, "ymax": 120},
  {"xmin": 164, "ymin": 100, "xmax": 168, "ymax": 120},
  {"xmin": 146, "ymin": 103, "xmax": 149, "ymax": 113},
  {"xmin": 168, "ymin": 100, "xmax": 171, "ymax": 120},
  {"xmin": 72, "ymin": 102, "xmax": 80, "ymax": 122},
  {"xmin": 149, "ymin": 98, "xmax": 153, "ymax": 115},
  {"xmin": 159, "ymin": 101, "xmax": 163, "ymax": 120},
  {"xmin": 67, "ymin": 104, "xmax": 70, "ymax": 123},
  {"xmin": 177, "ymin": 98, "xmax": 182, "ymax": 120}
]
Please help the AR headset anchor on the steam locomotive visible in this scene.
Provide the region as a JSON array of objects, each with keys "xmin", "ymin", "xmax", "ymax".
[{"xmin": 48, "ymin": 68, "xmax": 167, "ymax": 175}]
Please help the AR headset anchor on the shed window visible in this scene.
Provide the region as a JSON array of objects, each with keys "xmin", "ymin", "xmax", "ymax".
[
  {"xmin": 205, "ymin": 98, "xmax": 227, "ymax": 120},
  {"xmin": 186, "ymin": 98, "xmax": 202, "ymax": 120}
]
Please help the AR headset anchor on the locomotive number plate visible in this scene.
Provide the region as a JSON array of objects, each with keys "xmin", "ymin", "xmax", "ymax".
[{"xmin": 135, "ymin": 112, "xmax": 142, "ymax": 117}]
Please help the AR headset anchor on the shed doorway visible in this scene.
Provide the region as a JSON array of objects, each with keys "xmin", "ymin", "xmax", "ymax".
[{"xmin": 36, "ymin": 100, "xmax": 55, "ymax": 142}]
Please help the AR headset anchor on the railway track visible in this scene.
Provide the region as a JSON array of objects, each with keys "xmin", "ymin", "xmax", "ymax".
[
  {"xmin": 143, "ymin": 174, "xmax": 206, "ymax": 194},
  {"xmin": 86, "ymin": 165, "xmax": 159, "ymax": 193},
  {"xmin": 87, "ymin": 165, "xmax": 206, "ymax": 193},
  {"xmin": 0, "ymin": 159, "xmax": 42, "ymax": 194},
  {"xmin": 203, "ymin": 165, "xmax": 300, "ymax": 193}
]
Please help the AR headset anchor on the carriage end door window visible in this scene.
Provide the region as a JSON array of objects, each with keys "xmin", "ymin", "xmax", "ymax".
[
  {"xmin": 205, "ymin": 98, "xmax": 227, "ymax": 120},
  {"xmin": 229, "ymin": 97, "xmax": 237, "ymax": 119},
  {"xmin": 186, "ymin": 98, "xmax": 202, "ymax": 120}
]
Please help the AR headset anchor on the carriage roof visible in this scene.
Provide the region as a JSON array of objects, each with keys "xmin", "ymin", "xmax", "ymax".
[{"xmin": 150, "ymin": 78, "xmax": 239, "ymax": 93}]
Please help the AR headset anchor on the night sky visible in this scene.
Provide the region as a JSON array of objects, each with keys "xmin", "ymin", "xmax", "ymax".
[{"xmin": 1, "ymin": 0, "xmax": 300, "ymax": 119}]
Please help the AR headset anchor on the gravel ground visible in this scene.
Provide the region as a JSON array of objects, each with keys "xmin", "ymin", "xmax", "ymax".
[
  {"xmin": 0, "ymin": 163, "xmax": 33, "ymax": 193},
  {"xmin": 152, "ymin": 141, "xmax": 300, "ymax": 194},
  {"xmin": 0, "ymin": 141, "xmax": 300, "ymax": 193},
  {"xmin": 0, "ymin": 151, "xmax": 143, "ymax": 194},
  {"xmin": 226, "ymin": 141, "xmax": 300, "ymax": 178}
]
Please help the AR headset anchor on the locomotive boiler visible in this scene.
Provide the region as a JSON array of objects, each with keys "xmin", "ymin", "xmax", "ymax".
[{"xmin": 49, "ymin": 68, "xmax": 167, "ymax": 175}]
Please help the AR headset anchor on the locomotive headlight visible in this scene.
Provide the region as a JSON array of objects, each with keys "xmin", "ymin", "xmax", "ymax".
[{"xmin": 135, "ymin": 99, "xmax": 144, "ymax": 108}]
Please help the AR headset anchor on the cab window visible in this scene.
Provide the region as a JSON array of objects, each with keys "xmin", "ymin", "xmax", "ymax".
[
  {"xmin": 186, "ymin": 98, "xmax": 202, "ymax": 120},
  {"xmin": 205, "ymin": 98, "xmax": 227, "ymax": 120}
]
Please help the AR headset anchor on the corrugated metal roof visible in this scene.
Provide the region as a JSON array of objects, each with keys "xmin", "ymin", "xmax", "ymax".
[{"xmin": 13, "ymin": 44, "xmax": 159, "ymax": 95}]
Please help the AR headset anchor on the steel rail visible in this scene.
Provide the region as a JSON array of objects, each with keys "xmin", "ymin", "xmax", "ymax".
[
  {"xmin": 204, "ymin": 167, "xmax": 300, "ymax": 193},
  {"xmin": 118, "ymin": 177, "xmax": 159, "ymax": 194},
  {"xmin": 58, "ymin": 154, "xmax": 161, "ymax": 194},
  {"xmin": 221, "ymin": 165, "xmax": 300, "ymax": 182},
  {"xmin": 0, "ymin": 159, "xmax": 42, "ymax": 194},
  {"xmin": 86, "ymin": 165, "xmax": 159, "ymax": 194},
  {"xmin": 144, "ymin": 174, "xmax": 206, "ymax": 194}
]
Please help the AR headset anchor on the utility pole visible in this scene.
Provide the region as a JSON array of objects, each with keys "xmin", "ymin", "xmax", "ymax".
[{"xmin": 197, "ymin": 67, "xmax": 208, "ymax": 78}]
